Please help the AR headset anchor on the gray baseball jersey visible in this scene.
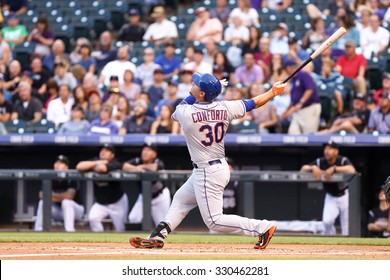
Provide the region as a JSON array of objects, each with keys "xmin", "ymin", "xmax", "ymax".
[{"xmin": 172, "ymin": 100, "xmax": 246, "ymax": 163}]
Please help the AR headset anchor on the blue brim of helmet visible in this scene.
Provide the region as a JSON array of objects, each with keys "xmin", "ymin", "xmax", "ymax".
[{"xmin": 192, "ymin": 72, "xmax": 201, "ymax": 88}]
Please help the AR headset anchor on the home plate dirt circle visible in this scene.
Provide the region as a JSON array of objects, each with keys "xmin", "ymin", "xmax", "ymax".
[{"xmin": 0, "ymin": 243, "xmax": 389, "ymax": 259}]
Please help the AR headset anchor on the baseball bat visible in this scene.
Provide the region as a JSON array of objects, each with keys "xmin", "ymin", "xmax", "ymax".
[{"xmin": 282, "ymin": 27, "xmax": 347, "ymax": 84}]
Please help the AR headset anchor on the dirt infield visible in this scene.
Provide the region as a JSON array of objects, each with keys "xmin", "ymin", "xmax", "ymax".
[{"xmin": 1, "ymin": 243, "xmax": 389, "ymax": 260}]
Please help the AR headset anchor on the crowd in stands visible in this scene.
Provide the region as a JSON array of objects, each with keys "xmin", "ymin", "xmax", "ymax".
[{"xmin": 0, "ymin": 0, "xmax": 390, "ymax": 136}]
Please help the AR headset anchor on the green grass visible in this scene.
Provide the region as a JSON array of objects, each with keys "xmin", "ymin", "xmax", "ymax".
[{"xmin": 1, "ymin": 232, "xmax": 389, "ymax": 246}]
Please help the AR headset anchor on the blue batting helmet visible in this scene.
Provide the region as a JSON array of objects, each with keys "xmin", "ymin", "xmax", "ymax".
[{"xmin": 192, "ymin": 72, "xmax": 222, "ymax": 102}]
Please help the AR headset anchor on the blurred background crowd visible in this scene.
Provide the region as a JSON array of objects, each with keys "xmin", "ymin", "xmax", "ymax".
[{"xmin": 0, "ymin": 0, "xmax": 390, "ymax": 136}]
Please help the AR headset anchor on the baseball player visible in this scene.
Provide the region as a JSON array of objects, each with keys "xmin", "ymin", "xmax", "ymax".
[
  {"xmin": 300, "ymin": 141, "xmax": 356, "ymax": 235},
  {"xmin": 76, "ymin": 144, "xmax": 128, "ymax": 232},
  {"xmin": 34, "ymin": 155, "xmax": 84, "ymax": 232},
  {"xmin": 130, "ymin": 72, "xmax": 286, "ymax": 249},
  {"xmin": 122, "ymin": 144, "xmax": 171, "ymax": 226}
]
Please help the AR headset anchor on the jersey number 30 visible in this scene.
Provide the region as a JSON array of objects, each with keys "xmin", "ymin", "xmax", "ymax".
[{"xmin": 199, "ymin": 123, "xmax": 225, "ymax": 146}]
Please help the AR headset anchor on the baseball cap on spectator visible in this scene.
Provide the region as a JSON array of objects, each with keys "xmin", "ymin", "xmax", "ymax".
[
  {"xmin": 383, "ymin": 72, "xmax": 390, "ymax": 79},
  {"xmin": 151, "ymin": 6, "xmax": 165, "ymax": 18},
  {"xmin": 109, "ymin": 75, "xmax": 119, "ymax": 81},
  {"xmin": 284, "ymin": 58, "xmax": 297, "ymax": 67},
  {"xmin": 56, "ymin": 155, "xmax": 69, "ymax": 166},
  {"xmin": 354, "ymin": 92, "xmax": 366, "ymax": 102},
  {"xmin": 153, "ymin": 68, "xmax": 164, "ymax": 75},
  {"xmin": 323, "ymin": 140, "xmax": 339, "ymax": 149},
  {"xmin": 129, "ymin": 9, "xmax": 140, "ymax": 16},
  {"xmin": 8, "ymin": 12, "xmax": 17, "ymax": 20},
  {"xmin": 101, "ymin": 143, "xmax": 116, "ymax": 154},
  {"xmin": 88, "ymin": 88, "xmax": 100, "ymax": 98},
  {"xmin": 288, "ymin": 37, "xmax": 298, "ymax": 45},
  {"xmin": 196, "ymin": 7, "xmax": 207, "ymax": 15},
  {"xmin": 143, "ymin": 143, "xmax": 158, "ymax": 153},
  {"xmin": 366, "ymin": 95, "xmax": 376, "ymax": 104},
  {"xmin": 277, "ymin": 23, "xmax": 288, "ymax": 31},
  {"xmin": 168, "ymin": 80, "xmax": 178, "ymax": 87}
]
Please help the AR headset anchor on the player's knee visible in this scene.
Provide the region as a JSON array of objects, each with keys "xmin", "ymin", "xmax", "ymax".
[
  {"xmin": 61, "ymin": 199, "xmax": 72, "ymax": 209},
  {"xmin": 204, "ymin": 214, "xmax": 222, "ymax": 231},
  {"xmin": 128, "ymin": 212, "xmax": 142, "ymax": 224}
]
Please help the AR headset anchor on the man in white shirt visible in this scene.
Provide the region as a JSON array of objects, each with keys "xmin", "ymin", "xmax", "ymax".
[
  {"xmin": 99, "ymin": 45, "xmax": 136, "ymax": 87},
  {"xmin": 360, "ymin": 13, "xmax": 390, "ymax": 59},
  {"xmin": 46, "ymin": 84, "xmax": 74, "ymax": 129},
  {"xmin": 270, "ymin": 23, "xmax": 289, "ymax": 55},
  {"xmin": 142, "ymin": 6, "xmax": 178, "ymax": 46}
]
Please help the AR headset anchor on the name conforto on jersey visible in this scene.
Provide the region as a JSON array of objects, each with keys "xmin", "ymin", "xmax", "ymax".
[{"xmin": 191, "ymin": 110, "xmax": 228, "ymax": 123}]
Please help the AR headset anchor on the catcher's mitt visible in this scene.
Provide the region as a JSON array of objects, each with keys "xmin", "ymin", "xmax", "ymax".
[{"xmin": 383, "ymin": 176, "xmax": 390, "ymax": 203}]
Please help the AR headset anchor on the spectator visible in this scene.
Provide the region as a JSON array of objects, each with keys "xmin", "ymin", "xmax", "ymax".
[
  {"xmin": 82, "ymin": 73, "xmax": 99, "ymax": 96},
  {"xmin": 177, "ymin": 69, "xmax": 193, "ymax": 99},
  {"xmin": 135, "ymin": 47, "xmax": 161, "ymax": 90},
  {"xmin": 300, "ymin": 141, "xmax": 356, "ymax": 235},
  {"xmin": 72, "ymin": 85, "xmax": 89, "ymax": 113},
  {"xmin": 249, "ymin": 83, "xmax": 279, "ymax": 133},
  {"xmin": 270, "ymin": 54, "xmax": 288, "ymax": 84},
  {"xmin": 74, "ymin": 43, "xmax": 96, "ymax": 75},
  {"xmin": 319, "ymin": 92, "xmax": 371, "ymax": 134},
  {"xmin": 117, "ymin": 9, "xmax": 146, "ymax": 43},
  {"xmin": 356, "ymin": 5, "xmax": 372, "ymax": 32},
  {"xmin": 142, "ymin": 6, "xmax": 178, "ymax": 46},
  {"xmin": 182, "ymin": 48, "xmax": 213, "ymax": 74},
  {"xmin": 88, "ymin": 102, "xmax": 118, "ymax": 135},
  {"xmin": 57, "ymin": 104, "xmax": 90, "ymax": 135},
  {"xmin": 101, "ymin": 75, "xmax": 120, "ymax": 102},
  {"xmin": 243, "ymin": 25, "xmax": 262, "ymax": 56},
  {"xmin": 85, "ymin": 89, "xmax": 102, "ymax": 122},
  {"xmin": 203, "ymin": 40, "xmax": 219, "ymax": 66},
  {"xmin": 2, "ymin": 59, "xmax": 22, "ymax": 101},
  {"xmin": 229, "ymin": 0, "xmax": 259, "ymax": 26},
  {"xmin": 1, "ymin": 12, "xmax": 27, "ymax": 48},
  {"xmin": 302, "ymin": 17, "xmax": 327, "ymax": 51},
  {"xmin": 47, "ymin": 84, "xmax": 74, "ymax": 129},
  {"xmin": 120, "ymin": 69, "xmax": 141, "ymax": 106},
  {"xmin": 103, "ymin": 87, "xmax": 122, "ymax": 116},
  {"xmin": 0, "ymin": 31, "xmax": 12, "ymax": 73},
  {"xmin": 146, "ymin": 68, "xmax": 168, "ymax": 111},
  {"xmin": 280, "ymin": 59, "xmax": 321, "ymax": 134},
  {"xmin": 234, "ymin": 53, "xmax": 265, "ymax": 87},
  {"xmin": 0, "ymin": 88, "xmax": 12, "ymax": 134},
  {"xmin": 154, "ymin": 43, "xmax": 181, "ymax": 80},
  {"xmin": 53, "ymin": 60, "xmax": 78, "ymax": 91},
  {"xmin": 306, "ymin": 0, "xmax": 351, "ymax": 19},
  {"xmin": 284, "ymin": 37, "xmax": 312, "ymax": 72},
  {"xmin": 42, "ymin": 39, "xmax": 66, "ymax": 74},
  {"xmin": 76, "ymin": 144, "xmax": 128, "ymax": 232},
  {"xmin": 360, "ymin": 13, "xmax": 390, "ymax": 59},
  {"xmin": 367, "ymin": 188, "xmax": 390, "ymax": 237},
  {"xmin": 29, "ymin": 55, "xmax": 51, "ymax": 98},
  {"xmin": 269, "ymin": 23, "xmax": 289, "ymax": 55},
  {"xmin": 223, "ymin": 15, "xmax": 249, "ymax": 45},
  {"xmin": 2, "ymin": 0, "xmax": 28, "ymax": 15},
  {"xmin": 156, "ymin": 80, "xmax": 183, "ymax": 114},
  {"xmin": 262, "ymin": 0, "xmax": 292, "ymax": 11},
  {"xmin": 150, "ymin": 103, "xmax": 180, "ymax": 134},
  {"xmin": 210, "ymin": 0, "xmax": 231, "ymax": 25},
  {"xmin": 27, "ymin": 15, "xmax": 54, "ymax": 57},
  {"xmin": 69, "ymin": 37, "xmax": 91, "ymax": 65},
  {"xmin": 112, "ymin": 95, "xmax": 130, "ymax": 128},
  {"xmin": 11, "ymin": 81, "xmax": 42, "ymax": 125},
  {"xmin": 367, "ymin": 92, "xmax": 390, "ymax": 134},
  {"xmin": 213, "ymin": 51, "xmax": 235, "ymax": 81},
  {"xmin": 34, "ymin": 155, "xmax": 84, "ymax": 232},
  {"xmin": 92, "ymin": 31, "xmax": 117, "ymax": 72},
  {"xmin": 120, "ymin": 99, "xmax": 155, "ymax": 134},
  {"xmin": 335, "ymin": 39, "xmax": 367, "ymax": 95},
  {"xmin": 373, "ymin": 72, "xmax": 390, "ymax": 106},
  {"xmin": 99, "ymin": 45, "xmax": 136, "ymax": 87},
  {"xmin": 182, "ymin": 45, "xmax": 196, "ymax": 65},
  {"xmin": 186, "ymin": 7, "xmax": 223, "ymax": 44},
  {"xmin": 313, "ymin": 58, "xmax": 345, "ymax": 115},
  {"xmin": 123, "ymin": 144, "xmax": 171, "ymax": 226},
  {"xmin": 255, "ymin": 36, "xmax": 272, "ymax": 82},
  {"xmin": 333, "ymin": 14, "xmax": 360, "ymax": 50},
  {"xmin": 42, "ymin": 78, "xmax": 59, "ymax": 114}
]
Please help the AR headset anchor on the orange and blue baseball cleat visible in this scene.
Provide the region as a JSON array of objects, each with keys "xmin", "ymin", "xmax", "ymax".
[{"xmin": 254, "ymin": 225, "xmax": 277, "ymax": 250}]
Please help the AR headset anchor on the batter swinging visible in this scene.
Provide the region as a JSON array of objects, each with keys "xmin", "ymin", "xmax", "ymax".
[{"xmin": 130, "ymin": 73, "xmax": 286, "ymax": 249}]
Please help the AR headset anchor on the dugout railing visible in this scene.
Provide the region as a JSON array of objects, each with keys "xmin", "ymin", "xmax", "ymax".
[{"xmin": 0, "ymin": 170, "xmax": 361, "ymax": 236}]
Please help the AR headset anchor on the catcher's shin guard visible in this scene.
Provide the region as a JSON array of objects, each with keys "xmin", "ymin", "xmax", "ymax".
[{"xmin": 254, "ymin": 225, "xmax": 277, "ymax": 250}]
